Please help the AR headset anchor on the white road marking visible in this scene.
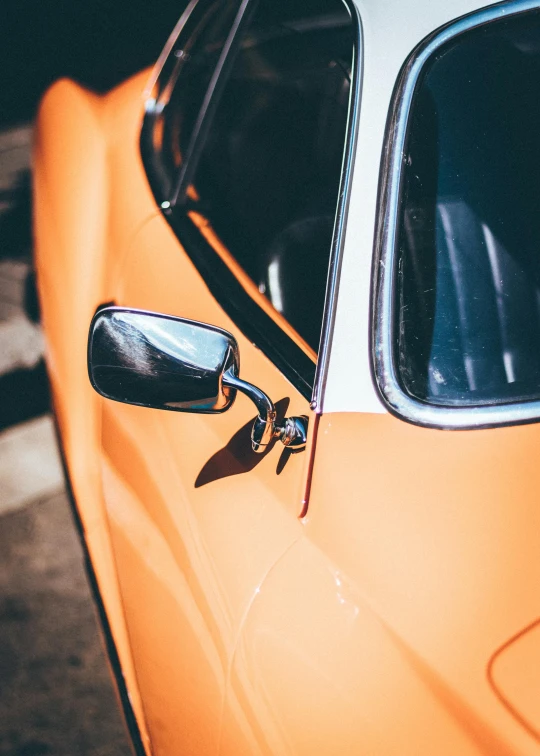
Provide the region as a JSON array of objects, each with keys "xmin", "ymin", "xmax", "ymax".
[
  {"xmin": 0, "ymin": 315, "xmax": 43, "ymax": 375},
  {"xmin": 0, "ymin": 124, "xmax": 32, "ymax": 196},
  {"xmin": 0, "ymin": 125, "xmax": 59, "ymax": 514},
  {"xmin": 0, "ymin": 415, "xmax": 64, "ymax": 516}
]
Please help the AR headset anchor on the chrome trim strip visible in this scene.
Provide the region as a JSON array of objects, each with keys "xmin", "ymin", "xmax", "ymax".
[
  {"xmin": 311, "ymin": 0, "xmax": 363, "ymax": 412},
  {"xmin": 373, "ymin": 0, "xmax": 540, "ymax": 431},
  {"xmin": 143, "ymin": 0, "xmax": 201, "ymax": 103},
  {"xmin": 170, "ymin": 0, "xmax": 253, "ymax": 206}
]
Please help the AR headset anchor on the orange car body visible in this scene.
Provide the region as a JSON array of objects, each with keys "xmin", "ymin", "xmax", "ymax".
[{"xmin": 33, "ymin": 1, "xmax": 540, "ymax": 754}]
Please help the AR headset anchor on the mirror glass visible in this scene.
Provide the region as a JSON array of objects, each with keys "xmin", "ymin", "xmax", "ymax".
[{"xmin": 88, "ymin": 308, "xmax": 239, "ymax": 413}]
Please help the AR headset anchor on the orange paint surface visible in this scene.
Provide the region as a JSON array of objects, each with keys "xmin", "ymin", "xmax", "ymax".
[
  {"xmin": 33, "ymin": 69, "xmax": 540, "ymax": 756},
  {"xmin": 303, "ymin": 412, "xmax": 540, "ymax": 754},
  {"xmin": 33, "ymin": 73, "xmax": 154, "ymax": 752}
]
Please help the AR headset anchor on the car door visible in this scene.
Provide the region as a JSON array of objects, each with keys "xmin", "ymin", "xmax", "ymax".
[{"xmin": 95, "ymin": 2, "xmax": 360, "ymax": 754}]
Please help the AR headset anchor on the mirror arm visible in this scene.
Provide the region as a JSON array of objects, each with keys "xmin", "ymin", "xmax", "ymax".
[
  {"xmin": 222, "ymin": 367, "xmax": 277, "ymax": 452},
  {"xmin": 222, "ymin": 367, "xmax": 307, "ymax": 453},
  {"xmin": 222, "ymin": 366, "xmax": 275, "ymax": 419}
]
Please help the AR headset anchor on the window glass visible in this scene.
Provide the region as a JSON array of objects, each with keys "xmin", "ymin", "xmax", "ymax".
[
  {"xmin": 396, "ymin": 11, "xmax": 540, "ymax": 407},
  {"xmin": 146, "ymin": 0, "xmax": 241, "ymax": 196},
  {"xmin": 179, "ymin": 0, "xmax": 354, "ymax": 352}
]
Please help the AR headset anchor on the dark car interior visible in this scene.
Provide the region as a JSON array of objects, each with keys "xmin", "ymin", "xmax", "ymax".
[
  {"xmin": 184, "ymin": 0, "xmax": 354, "ymax": 351},
  {"xmin": 397, "ymin": 11, "xmax": 540, "ymax": 407}
]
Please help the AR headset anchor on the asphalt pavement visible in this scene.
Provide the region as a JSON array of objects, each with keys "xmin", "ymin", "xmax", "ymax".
[{"xmin": 0, "ymin": 124, "xmax": 133, "ymax": 755}]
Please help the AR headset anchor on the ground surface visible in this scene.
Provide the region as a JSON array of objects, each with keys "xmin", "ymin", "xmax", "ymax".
[
  {"xmin": 0, "ymin": 493, "xmax": 132, "ymax": 756},
  {"xmin": 0, "ymin": 5, "xmax": 195, "ymax": 750},
  {"xmin": 0, "ymin": 124, "xmax": 133, "ymax": 755}
]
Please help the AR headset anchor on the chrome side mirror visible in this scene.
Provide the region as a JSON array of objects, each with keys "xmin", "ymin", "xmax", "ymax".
[{"xmin": 88, "ymin": 307, "xmax": 307, "ymax": 453}]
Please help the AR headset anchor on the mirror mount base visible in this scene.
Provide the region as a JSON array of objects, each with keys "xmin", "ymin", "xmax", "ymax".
[
  {"xmin": 278, "ymin": 415, "xmax": 308, "ymax": 451},
  {"xmin": 222, "ymin": 368, "xmax": 308, "ymax": 453}
]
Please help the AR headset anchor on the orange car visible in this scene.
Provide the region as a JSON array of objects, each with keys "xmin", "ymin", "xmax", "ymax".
[{"xmin": 34, "ymin": 0, "xmax": 540, "ymax": 753}]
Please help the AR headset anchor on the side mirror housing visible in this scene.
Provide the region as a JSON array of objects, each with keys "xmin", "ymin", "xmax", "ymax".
[
  {"xmin": 88, "ymin": 307, "xmax": 239, "ymax": 414},
  {"xmin": 88, "ymin": 306, "xmax": 307, "ymax": 453}
]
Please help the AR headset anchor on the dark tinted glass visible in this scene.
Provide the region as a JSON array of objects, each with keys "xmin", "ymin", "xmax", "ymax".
[
  {"xmin": 181, "ymin": 0, "xmax": 354, "ymax": 351},
  {"xmin": 397, "ymin": 11, "xmax": 540, "ymax": 407},
  {"xmin": 146, "ymin": 0, "xmax": 240, "ymax": 196}
]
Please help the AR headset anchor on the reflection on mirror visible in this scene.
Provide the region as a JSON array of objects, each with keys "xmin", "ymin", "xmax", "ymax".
[{"xmin": 88, "ymin": 308, "xmax": 239, "ymax": 413}]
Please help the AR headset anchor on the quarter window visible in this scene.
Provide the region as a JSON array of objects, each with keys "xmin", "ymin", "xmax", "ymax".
[{"xmin": 396, "ymin": 11, "xmax": 540, "ymax": 408}]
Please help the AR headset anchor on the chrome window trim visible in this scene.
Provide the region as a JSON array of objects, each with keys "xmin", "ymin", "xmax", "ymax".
[
  {"xmin": 372, "ymin": 0, "xmax": 540, "ymax": 431},
  {"xmin": 143, "ymin": 0, "xmax": 201, "ymax": 106},
  {"xmin": 311, "ymin": 1, "xmax": 363, "ymax": 412},
  {"xmin": 170, "ymin": 0, "xmax": 253, "ymax": 206}
]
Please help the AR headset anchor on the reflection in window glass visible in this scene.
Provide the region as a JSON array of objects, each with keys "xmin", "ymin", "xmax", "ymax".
[
  {"xmin": 146, "ymin": 0, "xmax": 241, "ymax": 196},
  {"xmin": 182, "ymin": 0, "xmax": 354, "ymax": 352},
  {"xmin": 397, "ymin": 11, "xmax": 540, "ymax": 406}
]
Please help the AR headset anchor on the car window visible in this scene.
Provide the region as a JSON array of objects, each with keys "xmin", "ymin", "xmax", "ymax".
[
  {"xmin": 395, "ymin": 10, "xmax": 540, "ymax": 408},
  {"xmin": 143, "ymin": 0, "xmax": 242, "ymax": 198},
  {"xmin": 175, "ymin": 0, "xmax": 355, "ymax": 353},
  {"xmin": 142, "ymin": 0, "xmax": 359, "ymax": 396}
]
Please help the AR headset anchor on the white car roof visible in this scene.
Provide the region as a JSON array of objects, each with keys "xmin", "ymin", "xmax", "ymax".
[{"xmin": 324, "ymin": 0, "xmax": 503, "ymax": 415}]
